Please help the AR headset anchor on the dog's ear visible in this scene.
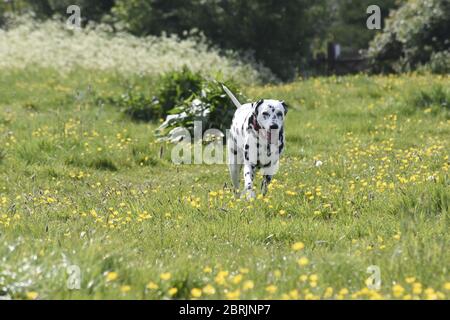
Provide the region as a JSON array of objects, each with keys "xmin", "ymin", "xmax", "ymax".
[
  {"xmin": 254, "ymin": 99, "xmax": 264, "ymax": 114},
  {"xmin": 281, "ymin": 100, "xmax": 288, "ymax": 115}
]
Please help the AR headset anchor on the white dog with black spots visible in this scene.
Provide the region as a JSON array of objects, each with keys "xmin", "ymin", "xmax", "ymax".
[{"xmin": 223, "ymin": 85, "xmax": 287, "ymax": 199}]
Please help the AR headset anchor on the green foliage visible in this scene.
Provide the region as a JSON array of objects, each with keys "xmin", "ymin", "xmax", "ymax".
[
  {"xmin": 3, "ymin": 0, "xmax": 115, "ymax": 22},
  {"xmin": 327, "ymin": 0, "xmax": 400, "ymax": 51},
  {"xmin": 112, "ymin": 0, "xmax": 329, "ymax": 80},
  {"xmin": 116, "ymin": 89, "xmax": 163, "ymax": 121},
  {"xmin": 155, "ymin": 76, "xmax": 245, "ymax": 141},
  {"xmin": 107, "ymin": 89, "xmax": 160, "ymax": 122},
  {"xmin": 101, "ymin": 68, "xmax": 205, "ymax": 122},
  {"xmin": 420, "ymin": 51, "xmax": 450, "ymax": 74},
  {"xmin": 100, "ymin": 68, "xmax": 244, "ymax": 132},
  {"xmin": 412, "ymin": 85, "xmax": 449, "ymax": 110},
  {"xmin": 155, "ymin": 67, "xmax": 204, "ymax": 115},
  {"xmin": 368, "ymin": 0, "xmax": 450, "ymax": 73}
]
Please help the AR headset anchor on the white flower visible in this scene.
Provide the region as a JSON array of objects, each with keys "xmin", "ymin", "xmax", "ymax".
[
  {"xmin": 0, "ymin": 17, "xmax": 274, "ymax": 84},
  {"xmin": 314, "ymin": 160, "xmax": 323, "ymax": 167}
]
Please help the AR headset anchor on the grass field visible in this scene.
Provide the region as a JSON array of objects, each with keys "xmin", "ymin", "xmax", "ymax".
[{"xmin": 0, "ymin": 68, "xmax": 449, "ymax": 300}]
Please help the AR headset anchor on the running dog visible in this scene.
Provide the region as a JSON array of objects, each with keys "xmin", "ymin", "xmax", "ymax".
[{"xmin": 223, "ymin": 85, "xmax": 287, "ymax": 199}]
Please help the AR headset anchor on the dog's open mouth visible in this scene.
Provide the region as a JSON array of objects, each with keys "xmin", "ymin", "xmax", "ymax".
[{"xmin": 259, "ymin": 129, "xmax": 276, "ymax": 144}]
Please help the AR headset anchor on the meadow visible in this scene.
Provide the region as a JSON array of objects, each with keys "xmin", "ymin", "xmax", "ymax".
[
  {"xmin": 0, "ymin": 67, "xmax": 448, "ymax": 300},
  {"xmin": 0, "ymin": 19, "xmax": 449, "ymax": 300}
]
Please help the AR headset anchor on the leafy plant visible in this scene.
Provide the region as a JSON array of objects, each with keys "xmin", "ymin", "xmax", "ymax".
[
  {"xmin": 368, "ymin": 0, "xmax": 450, "ymax": 73},
  {"xmin": 155, "ymin": 77, "xmax": 246, "ymax": 143},
  {"xmin": 420, "ymin": 51, "xmax": 450, "ymax": 74},
  {"xmin": 412, "ymin": 85, "xmax": 449, "ymax": 110},
  {"xmin": 154, "ymin": 67, "xmax": 204, "ymax": 116},
  {"xmin": 101, "ymin": 67, "xmax": 204, "ymax": 122},
  {"xmin": 96, "ymin": 88, "xmax": 163, "ymax": 121}
]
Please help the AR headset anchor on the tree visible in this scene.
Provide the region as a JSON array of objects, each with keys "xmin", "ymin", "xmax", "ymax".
[
  {"xmin": 112, "ymin": 0, "xmax": 329, "ymax": 80},
  {"xmin": 327, "ymin": 0, "xmax": 401, "ymax": 51},
  {"xmin": 368, "ymin": 0, "xmax": 450, "ymax": 73},
  {"xmin": 2, "ymin": 0, "xmax": 116, "ymax": 22}
]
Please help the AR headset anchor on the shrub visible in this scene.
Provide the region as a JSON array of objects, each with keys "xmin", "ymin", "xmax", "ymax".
[
  {"xmin": 154, "ymin": 67, "xmax": 204, "ymax": 116},
  {"xmin": 102, "ymin": 68, "xmax": 245, "ymax": 133},
  {"xmin": 412, "ymin": 85, "xmax": 449, "ymax": 110},
  {"xmin": 103, "ymin": 67, "xmax": 204, "ymax": 122},
  {"xmin": 155, "ymin": 77, "xmax": 246, "ymax": 142},
  {"xmin": 420, "ymin": 51, "xmax": 450, "ymax": 74},
  {"xmin": 368, "ymin": 0, "xmax": 450, "ymax": 73},
  {"xmin": 113, "ymin": 90, "xmax": 161, "ymax": 122}
]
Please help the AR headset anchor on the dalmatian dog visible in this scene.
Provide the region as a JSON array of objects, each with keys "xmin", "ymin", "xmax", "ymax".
[{"xmin": 222, "ymin": 85, "xmax": 287, "ymax": 199}]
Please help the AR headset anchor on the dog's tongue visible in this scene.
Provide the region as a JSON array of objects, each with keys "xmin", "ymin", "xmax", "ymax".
[{"xmin": 260, "ymin": 129, "xmax": 272, "ymax": 144}]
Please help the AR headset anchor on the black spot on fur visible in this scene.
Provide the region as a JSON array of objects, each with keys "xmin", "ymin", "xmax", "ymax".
[
  {"xmin": 261, "ymin": 161, "xmax": 272, "ymax": 168},
  {"xmin": 281, "ymin": 101, "xmax": 288, "ymax": 115},
  {"xmin": 253, "ymin": 100, "xmax": 264, "ymax": 118},
  {"xmin": 254, "ymin": 99, "xmax": 264, "ymax": 109},
  {"xmin": 279, "ymin": 142, "xmax": 284, "ymax": 154}
]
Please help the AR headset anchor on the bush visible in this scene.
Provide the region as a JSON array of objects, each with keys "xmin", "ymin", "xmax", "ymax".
[
  {"xmin": 110, "ymin": 89, "xmax": 161, "ymax": 122},
  {"xmin": 102, "ymin": 68, "xmax": 245, "ymax": 134},
  {"xmin": 155, "ymin": 67, "xmax": 204, "ymax": 116},
  {"xmin": 103, "ymin": 67, "xmax": 204, "ymax": 122},
  {"xmin": 155, "ymin": 75, "xmax": 246, "ymax": 142},
  {"xmin": 420, "ymin": 51, "xmax": 450, "ymax": 74},
  {"xmin": 368, "ymin": 0, "xmax": 450, "ymax": 73},
  {"xmin": 412, "ymin": 85, "xmax": 449, "ymax": 110}
]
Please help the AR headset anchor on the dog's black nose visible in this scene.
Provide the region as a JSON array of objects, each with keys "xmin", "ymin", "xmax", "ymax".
[{"xmin": 270, "ymin": 124, "xmax": 279, "ymax": 129}]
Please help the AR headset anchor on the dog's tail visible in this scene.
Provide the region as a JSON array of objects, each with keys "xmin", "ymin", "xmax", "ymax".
[{"xmin": 222, "ymin": 84, "xmax": 242, "ymax": 109}]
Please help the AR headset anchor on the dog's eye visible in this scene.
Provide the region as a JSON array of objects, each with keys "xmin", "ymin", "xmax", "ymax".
[
  {"xmin": 262, "ymin": 112, "xmax": 269, "ymax": 117},
  {"xmin": 277, "ymin": 112, "xmax": 283, "ymax": 117}
]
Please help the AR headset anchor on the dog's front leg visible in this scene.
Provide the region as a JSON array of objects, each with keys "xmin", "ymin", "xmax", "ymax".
[
  {"xmin": 243, "ymin": 164, "xmax": 256, "ymax": 199},
  {"xmin": 261, "ymin": 175, "xmax": 272, "ymax": 196}
]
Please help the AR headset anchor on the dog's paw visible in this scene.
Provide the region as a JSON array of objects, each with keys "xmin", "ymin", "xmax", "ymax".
[{"xmin": 245, "ymin": 189, "xmax": 256, "ymax": 200}]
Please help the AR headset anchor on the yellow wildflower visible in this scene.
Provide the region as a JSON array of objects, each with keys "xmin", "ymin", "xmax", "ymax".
[
  {"xmin": 291, "ymin": 242, "xmax": 305, "ymax": 251},
  {"xmin": 191, "ymin": 288, "xmax": 202, "ymax": 298},
  {"xmin": 105, "ymin": 271, "xmax": 118, "ymax": 282}
]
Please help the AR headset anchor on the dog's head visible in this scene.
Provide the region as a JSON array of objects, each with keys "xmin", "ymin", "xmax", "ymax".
[{"xmin": 253, "ymin": 99, "xmax": 288, "ymax": 132}]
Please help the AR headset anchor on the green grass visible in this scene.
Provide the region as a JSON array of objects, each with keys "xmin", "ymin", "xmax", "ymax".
[{"xmin": 0, "ymin": 69, "xmax": 449, "ymax": 300}]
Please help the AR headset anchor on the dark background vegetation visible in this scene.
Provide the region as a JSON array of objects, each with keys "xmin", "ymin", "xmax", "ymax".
[{"xmin": 0, "ymin": 0, "xmax": 448, "ymax": 80}]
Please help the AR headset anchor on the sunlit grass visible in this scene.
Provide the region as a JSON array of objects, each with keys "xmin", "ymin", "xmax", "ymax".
[{"xmin": 0, "ymin": 70, "xmax": 449, "ymax": 299}]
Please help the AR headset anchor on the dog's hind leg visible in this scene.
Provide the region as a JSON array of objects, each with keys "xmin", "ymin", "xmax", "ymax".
[
  {"xmin": 229, "ymin": 163, "xmax": 242, "ymax": 194},
  {"xmin": 261, "ymin": 175, "xmax": 273, "ymax": 196},
  {"xmin": 228, "ymin": 144, "xmax": 242, "ymax": 194}
]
